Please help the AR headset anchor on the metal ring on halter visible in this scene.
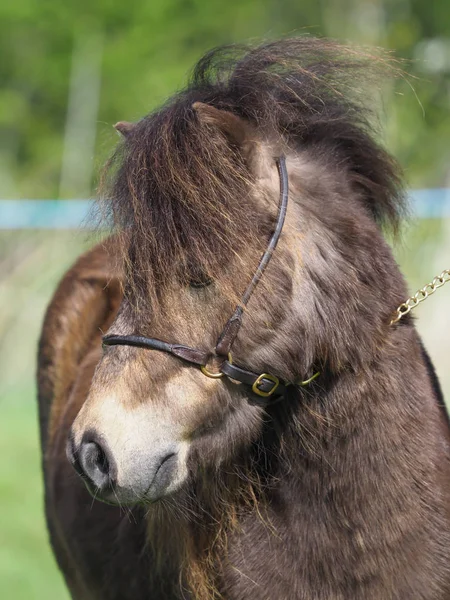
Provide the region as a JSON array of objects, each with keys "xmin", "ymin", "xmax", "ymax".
[{"xmin": 200, "ymin": 353, "xmax": 233, "ymax": 379}]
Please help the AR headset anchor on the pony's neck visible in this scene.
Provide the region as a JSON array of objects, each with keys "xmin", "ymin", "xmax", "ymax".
[
  {"xmin": 273, "ymin": 323, "xmax": 435, "ymax": 493},
  {"xmin": 248, "ymin": 323, "xmax": 448, "ymax": 596}
]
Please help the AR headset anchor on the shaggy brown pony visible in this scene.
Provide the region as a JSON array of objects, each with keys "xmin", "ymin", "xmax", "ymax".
[{"xmin": 38, "ymin": 39, "xmax": 450, "ymax": 600}]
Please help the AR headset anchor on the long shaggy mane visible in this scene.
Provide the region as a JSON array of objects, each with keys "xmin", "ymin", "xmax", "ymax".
[{"xmin": 100, "ymin": 37, "xmax": 404, "ymax": 310}]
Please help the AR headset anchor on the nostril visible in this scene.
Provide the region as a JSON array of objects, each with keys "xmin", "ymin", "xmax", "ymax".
[
  {"xmin": 150, "ymin": 451, "xmax": 178, "ymax": 493},
  {"xmin": 82, "ymin": 442, "xmax": 109, "ymax": 478},
  {"xmin": 88, "ymin": 442, "xmax": 109, "ymax": 476},
  {"xmin": 97, "ymin": 445, "xmax": 109, "ymax": 475},
  {"xmin": 72, "ymin": 434, "xmax": 117, "ymax": 492}
]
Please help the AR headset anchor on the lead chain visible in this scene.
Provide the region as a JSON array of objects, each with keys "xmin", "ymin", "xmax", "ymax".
[{"xmin": 390, "ymin": 269, "xmax": 450, "ymax": 325}]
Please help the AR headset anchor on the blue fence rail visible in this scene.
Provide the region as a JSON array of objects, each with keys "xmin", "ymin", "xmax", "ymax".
[{"xmin": 1, "ymin": 190, "xmax": 450, "ymax": 229}]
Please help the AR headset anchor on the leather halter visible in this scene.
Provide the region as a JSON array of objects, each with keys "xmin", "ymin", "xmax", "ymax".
[{"xmin": 103, "ymin": 156, "xmax": 298, "ymax": 403}]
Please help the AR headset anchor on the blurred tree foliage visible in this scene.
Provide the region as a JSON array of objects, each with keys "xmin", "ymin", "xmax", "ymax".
[{"xmin": 0, "ymin": 0, "xmax": 449, "ymax": 199}]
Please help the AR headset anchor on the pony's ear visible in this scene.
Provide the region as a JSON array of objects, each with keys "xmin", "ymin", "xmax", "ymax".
[
  {"xmin": 192, "ymin": 102, "xmax": 258, "ymax": 152},
  {"xmin": 193, "ymin": 103, "xmax": 275, "ymax": 180},
  {"xmin": 114, "ymin": 121, "xmax": 135, "ymax": 137}
]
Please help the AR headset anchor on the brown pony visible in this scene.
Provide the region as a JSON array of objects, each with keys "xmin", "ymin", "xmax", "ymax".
[{"xmin": 38, "ymin": 39, "xmax": 450, "ymax": 599}]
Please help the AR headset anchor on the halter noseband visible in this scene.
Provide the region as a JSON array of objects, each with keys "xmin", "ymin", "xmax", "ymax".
[{"xmin": 103, "ymin": 157, "xmax": 316, "ymax": 403}]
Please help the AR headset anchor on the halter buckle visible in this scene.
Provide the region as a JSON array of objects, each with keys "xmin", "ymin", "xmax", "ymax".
[{"xmin": 252, "ymin": 373, "xmax": 280, "ymax": 397}]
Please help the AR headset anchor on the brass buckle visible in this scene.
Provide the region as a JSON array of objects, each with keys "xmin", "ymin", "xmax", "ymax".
[
  {"xmin": 252, "ymin": 373, "xmax": 280, "ymax": 397},
  {"xmin": 201, "ymin": 353, "xmax": 232, "ymax": 379}
]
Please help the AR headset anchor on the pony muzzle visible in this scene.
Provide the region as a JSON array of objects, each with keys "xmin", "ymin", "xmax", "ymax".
[{"xmin": 67, "ymin": 399, "xmax": 190, "ymax": 504}]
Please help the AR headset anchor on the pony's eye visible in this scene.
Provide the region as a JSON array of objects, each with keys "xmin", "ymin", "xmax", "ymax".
[
  {"xmin": 189, "ymin": 276, "xmax": 213, "ymax": 289},
  {"xmin": 185, "ymin": 263, "xmax": 213, "ymax": 289}
]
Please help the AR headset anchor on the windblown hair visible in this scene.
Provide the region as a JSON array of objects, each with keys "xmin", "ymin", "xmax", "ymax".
[{"xmin": 100, "ymin": 38, "xmax": 404, "ymax": 310}]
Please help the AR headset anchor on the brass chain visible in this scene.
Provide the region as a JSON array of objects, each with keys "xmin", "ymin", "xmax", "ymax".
[{"xmin": 390, "ymin": 269, "xmax": 450, "ymax": 325}]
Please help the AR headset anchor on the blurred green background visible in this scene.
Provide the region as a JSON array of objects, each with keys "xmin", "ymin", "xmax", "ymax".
[{"xmin": 0, "ymin": 0, "xmax": 449, "ymax": 598}]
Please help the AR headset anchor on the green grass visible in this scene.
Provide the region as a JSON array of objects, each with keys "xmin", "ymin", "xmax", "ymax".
[{"xmin": 0, "ymin": 392, "xmax": 69, "ymax": 600}]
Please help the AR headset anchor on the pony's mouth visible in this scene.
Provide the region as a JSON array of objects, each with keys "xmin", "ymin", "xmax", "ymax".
[{"xmin": 81, "ymin": 454, "xmax": 179, "ymax": 506}]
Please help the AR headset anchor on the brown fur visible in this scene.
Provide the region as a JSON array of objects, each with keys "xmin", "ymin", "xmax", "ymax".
[{"xmin": 38, "ymin": 39, "xmax": 450, "ymax": 600}]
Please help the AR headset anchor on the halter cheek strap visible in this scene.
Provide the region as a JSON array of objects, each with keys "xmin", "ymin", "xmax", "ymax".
[
  {"xmin": 102, "ymin": 157, "xmax": 319, "ymax": 403},
  {"xmin": 215, "ymin": 158, "xmax": 289, "ymax": 358}
]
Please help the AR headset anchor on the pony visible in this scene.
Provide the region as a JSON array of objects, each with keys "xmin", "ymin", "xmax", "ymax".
[{"xmin": 37, "ymin": 38, "xmax": 450, "ymax": 599}]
